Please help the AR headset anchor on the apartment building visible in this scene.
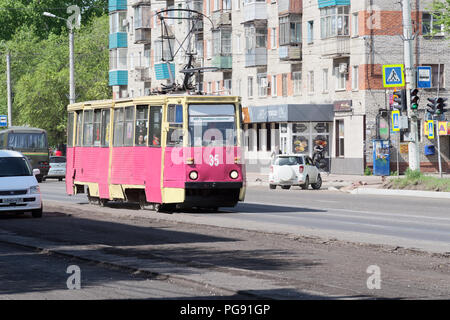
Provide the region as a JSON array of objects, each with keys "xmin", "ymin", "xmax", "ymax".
[{"xmin": 108, "ymin": 0, "xmax": 450, "ymax": 174}]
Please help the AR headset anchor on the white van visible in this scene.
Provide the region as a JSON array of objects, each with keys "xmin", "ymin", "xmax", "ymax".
[{"xmin": 0, "ymin": 150, "xmax": 43, "ymax": 218}]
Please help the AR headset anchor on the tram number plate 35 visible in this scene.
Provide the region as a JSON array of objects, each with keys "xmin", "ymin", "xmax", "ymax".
[{"xmin": 209, "ymin": 154, "xmax": 220, "ymax": 167}]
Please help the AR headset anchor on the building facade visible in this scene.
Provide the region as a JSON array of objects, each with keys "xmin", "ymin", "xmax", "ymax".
[{"xmin": 108, "ymin": 0, "xmax": 450, "ymax": 174}]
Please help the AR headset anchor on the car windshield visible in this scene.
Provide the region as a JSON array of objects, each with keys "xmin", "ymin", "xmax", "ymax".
[
  {"xmin": 188, "ymin": 104, "xmax": 237, "ymax": 147},
  {"xmin": 273, "ymin": 156, "xmax": 303, "ymax": 166},
  {"xmin": 50, "ymin": 156, "xmax": 66, "ymax": 163},
  {"xmin": 7, "ymin": 133, "xmax": 47, "ymax": 150},
  {"xmin": 0, "ymin": 157, "xmax": 33, "ymax": 177}
]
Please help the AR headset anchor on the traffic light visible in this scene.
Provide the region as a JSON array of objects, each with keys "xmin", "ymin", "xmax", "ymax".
[
  {"xmin": 410, "ymin": 88, "xmax": 419, "ymax": 110},
  {"xmin": 393, "ymin": 89, "xmax": 406, "ymax": 111},
  {"xmin": 427, "ymin": 97, "xmax": 437, "ymax": 115},
  {"xmin": 436, "ymin": 97, "xmax": 448, "ymax": 115}
]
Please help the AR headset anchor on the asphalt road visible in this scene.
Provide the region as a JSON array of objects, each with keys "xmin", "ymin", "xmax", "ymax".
[{"xmin": 39, "ymin": 180, "xmax": 450, "ymax": 254}]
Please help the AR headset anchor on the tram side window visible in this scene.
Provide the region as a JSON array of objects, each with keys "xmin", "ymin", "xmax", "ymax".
[
  {"xmin": 166, "ymin": 104, "xmax": 183, "ymax": 147},
  {"xmin": 113, "ymin": 108, "xmax": 124, "ymax": 146},
  {"xmin": 76, "ymin": 110, "xmax": 83, "ymax": 146},
  {"xmin": 123, "ymin": 106, "xmax": 135, "ymax": 146},
  {"xmin": 135, "ymin": 105, "xmax": 149, "ymax": 146},
  {"xmin": 149, "ymin": 106, "xmax": 162, "ymax": 147},
  {"xmin": 83, "ymin": 110, "xmax": 94, "ymax": 146},
  {"xmin": 101, "ymin": 109, "xmax": 110, "ymax": 147},
  {"xmin": 93, "ymin": 110, "xmax": 102, "ymax": 146},
  {"xmin": 67, "ymin": 112, "xmax": 74, "ymax": 147}
]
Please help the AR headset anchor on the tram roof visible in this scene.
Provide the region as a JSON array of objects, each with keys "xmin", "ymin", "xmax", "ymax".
[{"xmin": 68, "ymin": 95, "xmax": 241, "ymax": 111}]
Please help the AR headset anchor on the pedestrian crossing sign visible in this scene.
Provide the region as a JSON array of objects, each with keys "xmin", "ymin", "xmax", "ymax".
[{"xmin": 383, "ymin": 65, "xmax": 405, "ymax": 88}]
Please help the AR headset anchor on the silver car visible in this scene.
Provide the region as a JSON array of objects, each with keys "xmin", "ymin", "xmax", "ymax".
[
  {"xmin": 269, "ymin": 154, "xmax": 322, "ymax": 190},
  {"xmin": 44, "ymin": 156, "xmax": 66, "ymax": 181}
]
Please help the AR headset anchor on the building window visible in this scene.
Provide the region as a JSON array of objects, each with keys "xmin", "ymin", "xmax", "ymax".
[
  {"xmin": 307, "ymin": 20, "xmax": 314, "ymax": 44},
  {"xmin": 271, "ymin": 27, "xmax": 276, "ymax": 48},
  {"xmin": 352, "ymin": 65, "xmax": 359, "ymax": 90},
  {"xmin": 308, "ymin": 71, "xmax": 314, "ymax": 93},
  {"xmin": 320, "ymin": 6, "xmax": 350, "ymax": 39},
  {"xmin": 212, "ymin": 29, "xmax": 232, "ymax": 55},
  {"xmin": 208, "ymin": 82, "xmax": 212, "ymax": 94},
  {"xmin": 352, "ymin": 12, "xmax": 359, "ymax": 37},
  {"xmin": 216, "ymin": 80, "xmax": 221, "ymax": 94},
  {"xmin": 236, "ymin": 34, "xmax": 241, "ymax": 53},
  {"xmin": 335, "ymin": 65, "xmax": 347, "ymax": 90},
  {"xmin": 224, "ymin": 79, "xmax": 232, "ymax": 95},
  {"xmin": 271, "ymin": 75, "xmax": 277, "ymax": 97},
  {"xmin": 207, "ymin": 40, "xmax": 212, "ymax": 59},
  {"xmin": 422, "ymin": 13, "xmax": 444, "ymax": 35},
  {"xmin": 110, "ymin": 48, "xmax": 127, "ymax": 70},
  {"xmin": 279, "ymin": 15, "xmax": 301, "ymax": 46},
  {"xmin": 223, "ymin": 0, "xmax": 232, "ymax": 10},
  {"xmin": 248, "ymin": 76, "xmax": 254, "ymax": 97},
  {"xmin": 257, "ymin": 73, "xmax": 268, "ymax": 97},
  {"xmin": 109, "ymin": 11, "xmax": 127, "ymax": 34},
  {"xmin": 336, "ymin": 120, "xmax": 344, "ymax": 157},
  {"xmin": 293, "ymin": 71, "xmax": 301, "ymax": 95},
  {"xmin": 281, "ymin": 74, "xmax": 288, "ymax": 97},
  {"xmin": 322, "ymin": 69, "xmax": 328, "ymax": 93}
]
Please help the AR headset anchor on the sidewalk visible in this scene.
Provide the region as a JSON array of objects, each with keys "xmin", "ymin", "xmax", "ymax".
[
  {"xmin": 245, "ymin": 171, "xmax": 450, "ymax": 199},
  {"xmin": 245, "ymin": 171, "xmax": 384, "ymax": 190}
]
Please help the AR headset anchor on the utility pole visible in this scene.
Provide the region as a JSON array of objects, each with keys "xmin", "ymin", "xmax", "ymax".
[
  {"xmin": 6, "ymin": 52, "xmax": 12, "ymax": 127},
  {"xmin": 69, "ymin": 26, "xmax": 75, "ymax": 105},
  {"xmin": 402, "ymin": 0, "xmax": 420, "ymax": 171}
]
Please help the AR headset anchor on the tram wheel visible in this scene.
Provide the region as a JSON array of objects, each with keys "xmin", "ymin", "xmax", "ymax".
[
  {"xmin": 87, "ymin": 195, "xmax": 99, "ymax": 205},
  {"xmin": 99, "ymin": 199, "xmax": 108, "ymax": 207}
]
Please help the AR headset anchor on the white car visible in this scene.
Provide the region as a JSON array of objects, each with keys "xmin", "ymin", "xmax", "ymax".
[
  {"xmin": 269, "ymin": 154, "xmax": 322, "ymax": 190},
  {"xmin": 0, "ymin": 150, "xmax": 43, "ymax": 218},
  {"xmin": 45, "ymin": 156, "xmax": 66, "ymax": 181}
]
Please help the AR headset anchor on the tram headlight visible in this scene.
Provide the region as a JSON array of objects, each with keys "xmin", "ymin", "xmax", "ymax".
[
  {"xmin": 189, "ymin": 171, "xmax": 198, "ymax": 180},
  {"xmin": 229, "ymin": 170, "xmax": 239, "ymax": 179}
]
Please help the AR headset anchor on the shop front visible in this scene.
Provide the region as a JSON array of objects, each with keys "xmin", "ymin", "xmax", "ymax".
[{"xmin": 242, "ymin": 104, "xmax": 334, "ymax": 172}]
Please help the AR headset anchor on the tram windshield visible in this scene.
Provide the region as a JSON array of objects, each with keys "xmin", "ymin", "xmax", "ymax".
[{"xmin": 188, "ymin": 104, "xmax": 237, "ymax": 147}]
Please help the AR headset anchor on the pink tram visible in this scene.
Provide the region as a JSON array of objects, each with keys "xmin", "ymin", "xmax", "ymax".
[{"xmin": 66, "ymin": 95, "xmax": 246, "ymax": 211}]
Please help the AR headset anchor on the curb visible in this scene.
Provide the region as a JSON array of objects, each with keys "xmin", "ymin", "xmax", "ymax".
[{"xmin": 351, "ymin": 187, "xmax": 450, "ymax": 199}]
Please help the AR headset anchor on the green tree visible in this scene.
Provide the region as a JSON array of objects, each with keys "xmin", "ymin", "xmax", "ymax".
[
  {"xmin": 430, "ymin": 0, "xmax": 450, "ymax": 36},
  {"xmin": 1, "ymin": 15, "xmax": 110, "ymax": 145},
  {"xmin": 0, "ymin": 0, "xmax": 108, "ymax": 41}
]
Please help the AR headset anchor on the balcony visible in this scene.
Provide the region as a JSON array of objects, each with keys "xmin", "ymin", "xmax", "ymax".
[
  {"xmin": 278, "ymin": 0, "xmax": 302, "ymax": 16},
  {"xmin": 130, "ymin": 0, "xmax": 151, "ymax": 6},
  {"xmin": 109, "ymin": 0, "xmax": 127, "ymax": 12},
  {"xmin": 109, "ymin": 70, "xmax": 128, "ymax": 86},
  {"xmin": 135, "ymin": 28, "xmax": 151, "ymax": 44},
  {"xmin": 279, "ymin": 45, "xmax": 302, "ymax": 61},
  {"xmin": 321, "ymin": 36, "xmax": 350, "ymax": 57},
  {"xmin": 245, "ymin": 48, "xmax": 267, "ymax": 67},
  {"xmin": 212, "ymin": 10, "xmax": 232, "ymax": 27},
  {"xmin": 242, "ymin": 1, "xmax": 267, "ymax": 23},
  {"xmin": 109, "ymin": 32, "xmax": 127, "ymax": 49},
  {"xmin": 212, "ymin": 55, "xmax": 232, "ymax": 69},
  {"xmin": 154, "ymin": 63, "xmax": 175, "ymax": 80}
]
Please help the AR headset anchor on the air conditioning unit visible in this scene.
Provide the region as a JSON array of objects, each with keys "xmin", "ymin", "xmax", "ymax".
[{"xmin": 339, "ymin": 63, "xmax": 348, "ymax": 74}]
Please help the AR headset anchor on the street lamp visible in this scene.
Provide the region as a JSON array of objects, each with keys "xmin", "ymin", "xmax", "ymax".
[{"xmin": 43, "ymin": 12, "xmax": 75, "ymax": 105}]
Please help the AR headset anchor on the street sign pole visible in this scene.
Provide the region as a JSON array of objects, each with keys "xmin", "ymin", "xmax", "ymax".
[
  {"xmin": 6, "ymin": 52, "xmax": 12, "ymax": 127},
  {"xmin": 436, "ymin": 63, "xmax": 442, "ymax": 178},
  {"xmin": 402, "ymin": 0, "xmax": 420, "ymax": 172}
]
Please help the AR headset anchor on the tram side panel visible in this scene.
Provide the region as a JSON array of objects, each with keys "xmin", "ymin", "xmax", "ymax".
[{"xmin": 110, "ymin": 146, "xmax": 162, "ymax": 203}]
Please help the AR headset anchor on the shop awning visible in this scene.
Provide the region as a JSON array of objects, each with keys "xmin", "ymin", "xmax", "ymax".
[{"xmin": 245, "ymin": 104, "xmax": 334, "ymax": 123}]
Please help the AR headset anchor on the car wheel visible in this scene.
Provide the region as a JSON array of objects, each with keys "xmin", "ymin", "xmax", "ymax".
[
  {"xmin": 32, "ymin": 205, "xmax": 43, "ymax": 218},
  {"xmin": 269, "ymin": 184, "xmax": 276, "ymax": 190},
  {"xmin": 301, "ymin": 176, "xmax": 309, "ymax": 190},
  {"xmin": 58, "ymin": 178, "xmax": 63, "ymax": 181},
  {"xmin": 311, "ymin": 174, "xmax": 322, "ymax": 190},
  {"xmin": 281, "ymin": 185, "xmax": 291, "ymax": 190},
  {"xmin": 36, "ymin": 176, "xmax": 43, "ymax": 183}
]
